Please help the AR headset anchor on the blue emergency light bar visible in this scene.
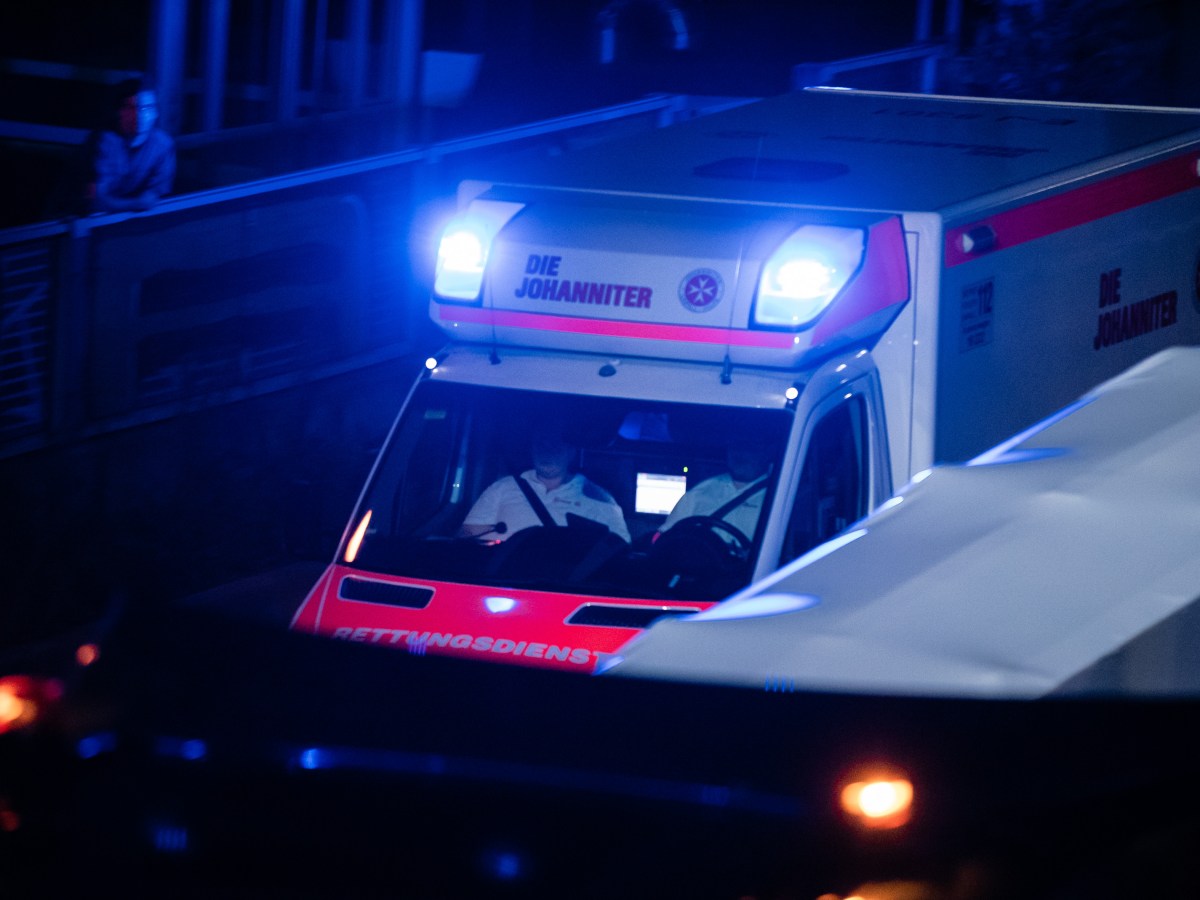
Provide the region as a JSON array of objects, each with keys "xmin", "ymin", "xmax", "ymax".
[
  {"xmin": 754, "ymin": 225, "xmax": 866, "ymax": 328},
  {"xmin": 433, "ymin": 200, "xmax": 525, "ymax": 303}
]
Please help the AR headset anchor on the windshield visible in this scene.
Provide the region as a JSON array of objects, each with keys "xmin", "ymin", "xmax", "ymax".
[{"xmin": 344, "ymin": 379, "xmax": 791, "ymax": 602}]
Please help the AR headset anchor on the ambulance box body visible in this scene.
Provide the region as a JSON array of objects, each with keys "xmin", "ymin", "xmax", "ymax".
[{"xmin": 291, "ymin": 89, "xmax": 1200, "ymax": 670}]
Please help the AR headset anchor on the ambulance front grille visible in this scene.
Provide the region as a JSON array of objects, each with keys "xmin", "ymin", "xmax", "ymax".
[
  {"xmin": 338, "ymin": 577, "xmax": 434, "ymax": 609},
  {"xmin": 567, "ymin": 604, "xmax": 698, "ymax": 629}
]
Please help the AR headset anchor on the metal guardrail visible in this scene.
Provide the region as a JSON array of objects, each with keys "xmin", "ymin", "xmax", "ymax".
[
  {"xmin": 792, "ymin": 41, "xmax": 953, "ymax": 95},
  {"xmin": 0, "ymin": 93, "xmax": 735, "ymax": 460}
]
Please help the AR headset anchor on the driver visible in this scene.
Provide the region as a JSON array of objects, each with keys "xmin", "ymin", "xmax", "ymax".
[
  {"xmin": 656, "ymin": 437, "xmax": 772, "ymax": 544},
  {"xmin": 458, "ymin": 428, "xmax": 630, "ymax": 542}
]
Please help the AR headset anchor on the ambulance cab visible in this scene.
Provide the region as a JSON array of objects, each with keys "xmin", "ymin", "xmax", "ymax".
[{"xmin": 290, "ymin": 183, "xmax": 910, "ymax": 671}]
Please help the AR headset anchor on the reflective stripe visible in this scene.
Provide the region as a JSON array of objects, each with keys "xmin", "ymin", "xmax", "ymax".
[
  {"xmin": 945, "ymin": 152, "xmax": 1200, "ymax": 267},
  {"xmin": 438, "ymin": 305, "xmax": 796, "ymax": 348}
]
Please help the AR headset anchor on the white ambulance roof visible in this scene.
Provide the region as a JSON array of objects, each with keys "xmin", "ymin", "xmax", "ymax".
[
  {"xmin": 479, "ymin": 89, "xmax": 1200, "ymax": 214},
  {"xmin": 605, "ymin": 346, "xmax": 1200, "ymax": 699}
]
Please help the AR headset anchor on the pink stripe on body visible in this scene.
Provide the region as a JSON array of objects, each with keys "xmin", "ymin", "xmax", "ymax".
[
  {"xmin": 438, "ymin": 305, "xmax": 797, "ymax": 348},
  {"xmin": 945, "ymin": 152, "xmax": 1200, "ymax": 267}
]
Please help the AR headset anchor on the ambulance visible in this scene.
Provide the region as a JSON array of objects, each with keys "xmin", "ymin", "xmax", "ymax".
[{"xmin": 290, "ymin": 88, "xmax": 1200, "ymax": 671}]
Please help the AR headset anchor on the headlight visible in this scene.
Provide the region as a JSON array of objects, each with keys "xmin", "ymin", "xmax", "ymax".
[
  {"xmin": 433, "ymin": 200, "xmax": 524, "ymax": 303},
  {"xmin": 754, "ymin": 225, "xmax": 866, "ymax": 328}
]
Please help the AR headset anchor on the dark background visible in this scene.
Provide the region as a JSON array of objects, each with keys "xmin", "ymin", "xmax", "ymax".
[{"xmin": 1, "ymin": 0, "xmax": 1198, "ymax": 653}]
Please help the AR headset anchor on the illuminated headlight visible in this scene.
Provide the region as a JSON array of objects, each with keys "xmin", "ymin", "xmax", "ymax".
[
  {"xmin": 754, "ymin": 225, "xmax": 865, "ymax": 328},
  {"xmin": 433, "ymin": 200, "xmax": 524, "ymax": 303}
]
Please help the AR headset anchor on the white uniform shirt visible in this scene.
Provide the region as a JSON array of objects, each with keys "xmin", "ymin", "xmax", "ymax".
[
  {"xmin": 463, "ymin": 471, "xmax": 630, "ymax": 542},
  {"xmin": 659, "ymin": 473, "xmax": 765, "ymax": 540}
]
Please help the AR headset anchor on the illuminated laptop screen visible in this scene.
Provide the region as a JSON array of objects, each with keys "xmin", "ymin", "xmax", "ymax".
[{"xmin": 635, "ymin": 472, "xmax": 687, "ymax": 515}]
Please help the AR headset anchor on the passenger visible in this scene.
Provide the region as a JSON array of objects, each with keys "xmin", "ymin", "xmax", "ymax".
[
  {"xmin": 458, "ymin": 429, "xmax": 630, "ymax": 542},
  {"xmin": 656, "ymin": 437, "xmax": 772, "ymax": 544},
  {"xmin": 87, "ymin": 78, "xmax": 176, "ymax": 213}
]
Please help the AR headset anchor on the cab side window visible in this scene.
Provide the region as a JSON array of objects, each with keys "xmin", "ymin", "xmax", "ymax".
[{"xmin": 781, "ymin": 397, "xmax": 869, "ymax": 565}]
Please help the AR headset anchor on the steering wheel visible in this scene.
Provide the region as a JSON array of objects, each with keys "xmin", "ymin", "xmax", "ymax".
[{"xmin": 654, "ymin": 515, "xmax": 752, "ymax": 560}]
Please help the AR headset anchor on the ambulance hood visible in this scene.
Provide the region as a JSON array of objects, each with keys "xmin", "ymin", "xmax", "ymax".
[{"xmin": 605, "ymin": 347, "xmax": 1200, "ymax": 699}]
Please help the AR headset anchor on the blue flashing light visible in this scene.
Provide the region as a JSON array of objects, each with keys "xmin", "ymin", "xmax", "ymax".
[
  {"xmin": 484, "ymin": 596, "xmax": 518, "ymax": 614},
  {"xmin": 441, "ymin": 228, "xmax": 485, "ymax": 272},
  {"xmin": 434, "ymin": 223, "xmax": 487, "ymax": 301},
  {"xmin": 433, "ymin": 199, "xmax": 524, "ymax": 303},
  {"xmin": 754, "ymin": 225, "xmax": 865, "ymax": 328}
]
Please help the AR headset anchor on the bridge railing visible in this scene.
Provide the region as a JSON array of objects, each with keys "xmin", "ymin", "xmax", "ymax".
[
  {"xmin": 0, "ymin": 93, "xmax": 746, "ymax": 460},
  {"xmin": 792, "ymin": 41, "xmax": 955, "ymax": 95}
]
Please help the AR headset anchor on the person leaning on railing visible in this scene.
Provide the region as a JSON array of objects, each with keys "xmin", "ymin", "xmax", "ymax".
[
  {"xmin": 87, "ymin": 77, "xmax": 176, "ymax": 213},
  {"xmin": 45, "ymin": 76, "xmax": 176, "ymax": 218}
]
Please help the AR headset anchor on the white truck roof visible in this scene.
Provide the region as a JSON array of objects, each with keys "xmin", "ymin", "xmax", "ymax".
[
  {"xmin": 605, "ymin": 346, "xmax": 1200, "ymax": 699},
  {"xmin": 482, "ymin": 89, "xmax": 1200, "ymax": 216}
]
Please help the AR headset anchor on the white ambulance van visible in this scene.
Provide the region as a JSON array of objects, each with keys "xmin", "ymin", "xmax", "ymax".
[{"xmin": 291, "ymin": 88, "xmax": 1200, "ymax": 671}]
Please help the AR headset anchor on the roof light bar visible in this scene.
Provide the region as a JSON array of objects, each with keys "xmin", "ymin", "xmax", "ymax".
[
  {"xmin": 754, "ymin": 225, "xmax": 865, "ymax": 328},
  {"xmin": 433, "ymin": 200, "xmax": 525, "ymax": 303}
]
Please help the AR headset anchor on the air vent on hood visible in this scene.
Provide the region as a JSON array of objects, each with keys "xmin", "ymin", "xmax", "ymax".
[
  {"xmin": 567, "ymin": 604, "xmax": 699, "ymax": 629},
  {"xmin": 339, "ymin": 576, "xmax": 434, "ymax": 609}
]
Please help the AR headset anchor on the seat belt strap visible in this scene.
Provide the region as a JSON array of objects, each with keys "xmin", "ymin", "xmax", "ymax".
[
  {"xmin": 711, "ymin": 476, "xmax": 768, "ymax": 521},
  {"xmin": 514, "ymin": 475, "xmax": 557, "ymax": 528}
]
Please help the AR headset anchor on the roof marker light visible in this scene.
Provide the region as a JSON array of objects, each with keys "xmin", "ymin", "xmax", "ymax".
[
  {"xmin": 433, "ymin": 199, "xmax": 524, "ymax": 303},
  {"xmin": 754, "ymin": 225, "xmax": 865, "ymax": 328},
  {"xmin": 960, "ymin": 225, "xmax": 996, "ymax": 255}
]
